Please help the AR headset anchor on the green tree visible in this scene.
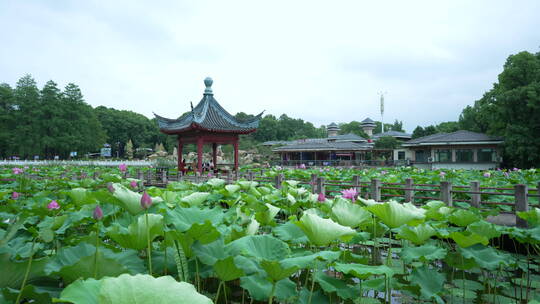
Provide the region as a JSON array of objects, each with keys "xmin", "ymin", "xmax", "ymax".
[
  {"xmin": 0, "ymin": 83, "xmax": 16, "ymax": 158},
  {"xmin": 12, "ymin": 75, "xmax": 41, "ymax": 158},
  {"xmin": 462, "ymin": 51, "xmax": 540, "ymax": 167},
  {"xmin": 125, "ymin": 139, "xmax": 134, "ymax": 159},
  {"xmin": 374, "ymin": 136, "xmax": 400, "ymax": 149},
  {"xmin": 390, "ymin": 119, "xmax": 404, "ymax": 132},
  {"xmin": 339, "ymin": 121, "xmax": 368, "ymax": 138}
]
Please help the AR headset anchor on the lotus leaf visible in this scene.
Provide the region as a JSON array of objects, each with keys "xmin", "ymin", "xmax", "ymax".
[
  {"xmin": 334, "ymin": 263, "xmax": 394, "ymax": 279},
  {"xmin": 331, "ymin": 198, "xmax": 372, "ymax": 228},
  {"xmin": 107, "ymin": 213, "xmax": 163, "ymax": 250},
  {"xmin": 396, "ymin": 223, "xmax": 436, "ymax": 245},
  {"xmin": 366, "ymin": 200, "xmax": 425, "ymax": 228},
  {"xmin": 295, "ymin": 213, "xmax": 356, "ymax": 246},
  {"xmin": 181, "ymin": 192, "xmax": 210, "ymax": 206}
]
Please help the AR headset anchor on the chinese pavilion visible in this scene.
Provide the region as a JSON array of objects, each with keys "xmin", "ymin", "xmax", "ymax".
[{"xmin": 154, "ymin": 77, "xmax": 262, "ymax": 173}]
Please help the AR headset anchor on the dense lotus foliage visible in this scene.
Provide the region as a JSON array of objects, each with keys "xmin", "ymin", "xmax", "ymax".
[{"xmin": 1, "ymin": 165, "xmax": 539, "ymax": 303}]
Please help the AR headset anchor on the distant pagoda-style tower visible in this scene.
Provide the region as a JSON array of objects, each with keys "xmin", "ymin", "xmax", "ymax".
[{"xmin": 154, "ymin": 77, "xmax": 263, "ymax": 173}]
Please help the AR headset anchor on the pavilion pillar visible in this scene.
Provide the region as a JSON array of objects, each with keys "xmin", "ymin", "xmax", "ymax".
[
  {"xmin": 197, "ymin": 137, "xmax": 203, "ymax": 173},
  {"xmin": 233, "ymin": 139, "xmax": 239, "ymax": 172},
  {"xmin": 212, "ymin": 143, "xmax": 217, "ymax": 171},
  {"xmin": 177, "ymin": 138, "xmax": 183, "ymax": 172}
]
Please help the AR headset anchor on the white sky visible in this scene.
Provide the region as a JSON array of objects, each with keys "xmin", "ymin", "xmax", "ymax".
[{"xmin": 1, "ymin": 1, "xmax": 539, "ymax": 132}]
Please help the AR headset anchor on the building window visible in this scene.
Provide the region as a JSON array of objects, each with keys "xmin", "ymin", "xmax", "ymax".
[
  {"xmin": 397, "ymin": 151, "xmax": 405, "ymax": 160},
  {"xmin": 478, "ymin": 148, "xmax": 496, "ymax": 162},
  {"xmin": 456, "ymin": 149, "xmax": 473, "ymax": 162},
  {"xmin": 415, "ymin": 150, "xmax": 427, "ymax": 162},
  {"xmin": 434, "ymin": 149, "xmax": 452, "ymax": 162}
]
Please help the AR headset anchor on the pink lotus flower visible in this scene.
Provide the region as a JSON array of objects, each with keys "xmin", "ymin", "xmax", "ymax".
[
  {"xmin": 299, "ymin": 164, "xmax": 306, "ymax": 169},
  {"xmin": 47, "ymin": 200, "xmax": 60, "ymax": 210},
  {"xmin": 513, "ymin": 167, "xmax": 519, "ymax": 171},
  {"xmin": 12, "ymin": 167, "xmax": 23, "ymax": 175},
  {"xmin": 118, "ymin": 163, "xmax": 127, "ymax": 172},
  {"xmin": 483, "ymin": 172, "xmax": 491, "ymax": 178},
  {"xmin": 12, "ymin": 191, "xmax": 19, "ymax": 199},
  {"xmin": 207, "ymin": 172, "xmax": 212, "ymax": 177},
  {"xmin": 317, "ymin": 192, "xmax": 326, "ymax": 202},
  {"xmin": 381, "ymin": 170, "xmax": 387, "ymax": 175},
  {"xmin": 140, "ymin": 192, "xmax": 152, "ymax": 209},
  {"xmin": 439, "ymin": 171, "xmax": 446, "ymax": 177},
  {"xmin": 130, "ymin": 180, "xmax": 138, "ymax": 188},
  {"xmin": 341, "ymin": 188, "xmax": 358, "ymax": 202},
  {"xmin": 93, "ymin": 205, "xmax": 104, "ymax": 220}
]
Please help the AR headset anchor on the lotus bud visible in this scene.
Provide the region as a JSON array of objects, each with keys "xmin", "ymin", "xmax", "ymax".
[
  {"xmin": 107, "ymin": 182, "xmax": 115, "ymax": 193},
  {"xmin": 130, "ymin": 180, "xmax": 138, "ymax": 188},
  {"xmin": 140, "ymin": 191, "xmax": 152, "ymax": 209},
  {"xmin": 12, "ymin": 167, "xmax": 23, "ymax": 175},
  {"xmin": 118, "ymin": 163, "xmax": 127, "ymax": 172},
  {"xmin": 47, "ymin": 200, "xmax": 60, "ymax": 210},
  {"xmin": 12, "ymin": 191, "xmax": 19, "ymax": 199},
  {"xmin": 93, "ymin": 205, "xmax": 104, "ymax": 220},
  {"xmin": 483, "ymin": 172, "xmax": 491, "ymax": 178},
  {"xmin": 317, "ymin": 192, "xmax": 326, "ymax": 202}
]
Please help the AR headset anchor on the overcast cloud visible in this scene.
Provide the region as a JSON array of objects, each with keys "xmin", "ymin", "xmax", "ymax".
[{"xmin": 1, "ymin": 0, "xmax": 539, "ymax": 132}]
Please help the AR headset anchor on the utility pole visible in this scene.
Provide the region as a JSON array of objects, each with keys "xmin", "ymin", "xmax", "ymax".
[{"xmin": 378, "ymin": 91, "xmax": 386, "ymax": 133}]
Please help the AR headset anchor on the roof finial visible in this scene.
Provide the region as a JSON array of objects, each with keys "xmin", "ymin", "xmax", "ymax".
[{"xmin": 204, "ymin": 77, "xmax": 213, "ymax": 95}]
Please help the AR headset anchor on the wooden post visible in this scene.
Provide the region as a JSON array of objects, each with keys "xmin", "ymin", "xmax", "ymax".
[
  {"xmin": 275, "ymin": 173, "xmax": 284, "ymax": 189},
  {"xmin": 440, "ymin": 181, "xmax": 452, "ymax": 207},
  {"xmin": 197, "ymin": 137, "xmax": 203, "ymax": 174},
  {"xmin": 317, "ymin": 177, "xmax": 325, "ymax": 195},
  {"xmin": 178, "ymin": 139, "xmax": 183, "ymax": 172},
  {"xmin": 227, "ymin": 171, "xmax": 232, "ymax": 184},
  {"xmin": 404, "ymin": 178, "xmax": 414, "ymax": 202},
  {"xmin": 515, "ymin": 184, "xmax": 528, "ymax": 228},
  {"xmin": 311, "ymin": 174, "xmax": 318, "ymax": 194},
  {"xmin": 212, "ymin": 143, "xmax": 217, "ymax": 172},
  {"xmin": 371, "ymin": 179, "xmax": 381, "ymax": 201},
  {"xmin": 195, "ymin": 171, "xmax": 201, "ymax": 183},
  {"xmin": 248, "ymin": 170, "xmax": 254, "ymax": 181},
  {"xmin": 470, "ymin": 181, "xmax": 481, "ymax": 208},
  {"xmin": 93, "ymin": 171, "xmax": 99, "ymax": 180},
  {"xmin": 352, "ymin": 175, "xmax": 360, "ymax": 196},
  {"xmin": 161, "ymin": 170, "xmax": 167, "ymax": 184},
  {"xmin": 233, "ymin": 139, "xmax": 239, "ymax": 173},
  {"xmin": 137, "ymin": 169, "xmax": 143, "ymax": 180},
  {"xmin": 146, "ymin": 170, "xmax": 152, "ymax": 184}
]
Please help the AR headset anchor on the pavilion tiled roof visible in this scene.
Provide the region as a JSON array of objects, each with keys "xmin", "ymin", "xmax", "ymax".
[
  {"xmin": 373, "ymin": 130, "xmax": 412, "ymax": 139},
  {"xmin": 403, "ymin": 130, "xmax": 503, "ymax": 146},
  {"xmin": 154, "ymin": 77, "xmax": 263, "ymax": 134}
]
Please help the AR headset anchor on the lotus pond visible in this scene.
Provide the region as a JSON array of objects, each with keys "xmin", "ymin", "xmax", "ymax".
[{"xmin": 1, "ymin": 166, "xmax": 540, "ymax": 303}]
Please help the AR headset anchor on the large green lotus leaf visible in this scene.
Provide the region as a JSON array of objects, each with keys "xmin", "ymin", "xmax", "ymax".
[
  {"xmin": 206, "ymin": 178, "xmax": 225, "ymax": 188},
  {"xmin": 45, "ymin": 243, "xmax": 144, "ymax": 283},
  {"xmin": 111, "ymin": 183, "xmax": 163, "ymax": 215},
  {"xmin": 161, "ymin": 191, "xmax": 180, "ymax": 204},
  {"xmin": 238, "ymin": 181, "xmax": 258, "ymax": 190},
  {"xmin": 255, "ymin": 203, "xmax": 280, "ymax": 226},
  {"xmin": 458, "ymin": 244, "xmax": 511, "ymax": 270},
  {"xmin": 366, "ymin": 201, "xmax": 425, "ymax": 228},
  {"xmin": 225, "ymin": 184, "xmax": 241, "ymax": 195},
  {"xmin": 240, "ymin": 275, "xmax": 296, "ymax": 302},
  {"xmin": 67, "ymin": 188, "xmax": 92, "ymax": 205},
  {"xmin": 314, "ymin": 270, "xmax": 356, "ymax": 299},
  {"xmin": 331, "ymin": 198, "xmax": 372, "ymax": 228},
  {"xmin": 466, "ymin": 220, "xmax": 502, "ymax": 239},
  {"xmin": 191, "ymin": 239, "xmax": 227, "ymax": 265},
  {"xmin": 186, "ymin": 220, "xmax": 221, "ymax": 244},
  {"xmin": 449, "ymin": 231, "xmax": 488, "ymax": 248},
  {"xmin": 273, "ymin": 221, "xmax": 308, "ymax": 244},
  {"xmin": 261, "ymin": 260, "xmax": 298, "ymax": 282},
  {"xmin": 423, "ymin": 201, "xmax": 452, "ymax": 221},
  {"xmin": 0, "ymin": 254, "xmax": 49, "ymax": 288},
  {"xmin": 107, "ymin": 214, "xmax": 164, "ymax": 250},
  {"xmin": 57, "ymin": 274, "xmax": 212, "ymax": 304},
  {"xmin": 448, "ymin": 209, "xmax": 480, "ymax": 227},
  {"xmin": 298, "ymin": 288, "xmax": 331, "ymax": 304},
  {"xmin": 517, "ymin": 208, "xmax": 540, "ymax": 226},
  {"xmin": 55, "ymin": 278, "xmax": 101, "ymax": 304},
  {"xmin": 280, "ymin": 251, "xmax": 341, "ymax": 269},
  {"xmin": 181, "ymin": 192, "xmax": 210, "ymax": 206},
  {"xmin": 295, "ymin": 213, "xmax": 356, "ymax": 246},
  {"xmin": 214, "ymin": 256, "xmax": 245, "ymax": 281},
  {"xmin": 165, "ymin": 206, "xmax": 224, "ymax": 232},
  {"xmin": 400, "ymin": 243, "xmax": 447, "ymax": 263},
  {"xmin": 396, "ymin": 223, "xmax": 437, "ymax": 245},
  {"xmin": 334, "ymin": 263, "xmax": 393, "ymax": 279},
  {"xmin": 225, "ymin": 235, "xmax": 289, "ymax": 261},
  {"xmin": 410, "ymin": 265, "xmax": 445, "ymax": 302}
]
